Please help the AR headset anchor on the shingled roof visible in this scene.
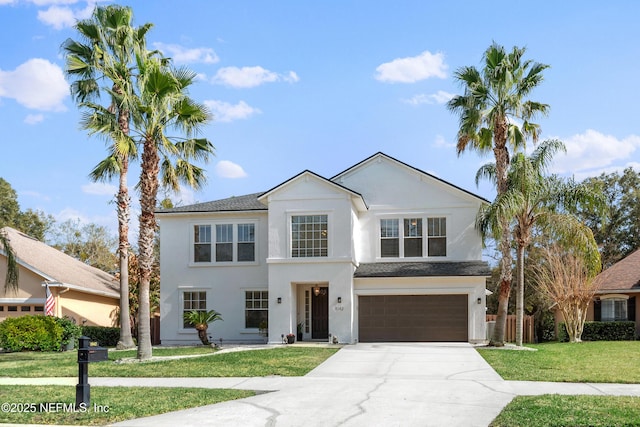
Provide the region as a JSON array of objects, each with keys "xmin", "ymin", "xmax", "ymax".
[
  {"xmin": 354, "ymin": 261, "xmax": 491, "ymax": 278},
  {"xmin": 1, "ymin": 227, "xmax": 119, "ymax": 298},
  {"xmin": 156, "ymin": 192, "xmax": 267, "ymax": 213},
  {"xmin": 594, "ymin": 249, "xmax": 640, "ymax": 293}
]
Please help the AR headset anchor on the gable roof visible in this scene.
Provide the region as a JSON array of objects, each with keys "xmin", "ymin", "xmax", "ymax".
[
  {"xmin": 331, "ymin": 152, "xmax": 490, "ymax": 204},
  {"xmin": 594, "ymin": 249, "xmax": 640, "ymax": 293},
  {"xmin": 258, "ymin": 170, "xmax": 368, "ymax": 211},
  {"xmin": 0, "ymin": 227, "xmax": 119, "ymax": 298},
  {"xmin": 156, "ymin": 192, "xmax": 267, "ymax": 214},
  {"xmin": 354, "ymin": 261, "xmax": 491, "ymax": 278}
]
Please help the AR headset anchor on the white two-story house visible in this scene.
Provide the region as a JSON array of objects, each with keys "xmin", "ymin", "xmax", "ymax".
[{"xmin": 158, "ymin": 152, "xmax": 491, "ymax": 345}]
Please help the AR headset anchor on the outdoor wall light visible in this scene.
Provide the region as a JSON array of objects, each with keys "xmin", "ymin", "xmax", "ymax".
[
  {"xmin": 477, "ymin": 297, "xmax": 482, "ymax": 304},
  {"xmin": 277, "ymin": 297, "xmax": 282, "ymax": 304},
  {"xmin": 337, "ymin": 297, "xmax": 342, "ymax": 303}
]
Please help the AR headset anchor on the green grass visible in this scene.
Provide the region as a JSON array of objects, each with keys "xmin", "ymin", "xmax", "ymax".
[
  {"xmin": 0, "ymin": 385, "xmax": 254, "ymax": 425},
  {"xmin": 0, "ymin": 346, "xmax": 338, "ymax": 377},
  {"xmin": 478, "ymin": 341, "xmax": 640, "ymax": 383},
  {"xmin": 490, "ymin": 395, "xmax": 640, "ymax": 427}
]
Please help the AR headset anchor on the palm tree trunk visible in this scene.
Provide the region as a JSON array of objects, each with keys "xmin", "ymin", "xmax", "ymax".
[
  {"xmin": 116, "ymin": 156, "xmax": 135, "ymax": 349},
  {"xmin": 491, "ymin": 140, "xmax": 513, "ymax": 347},
  {"xmin": 515, "ymin": 244, "xmax": 525, "ymax": 346},
  {"xmin": 136, "ymin": 136, "xmax": 159, "ymax": 361}
]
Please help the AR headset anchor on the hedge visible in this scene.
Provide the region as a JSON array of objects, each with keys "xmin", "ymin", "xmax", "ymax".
[
  {"xmin": 0, "ymin": 315, "xmax": 64, "ymax": 352},
  {"xmin": 81, "ymin": 326, "xmax": 120, "ymax": 347},
  {"xmin": 558, "ymin": 321, "xmax": 636, "ymax": 342}
]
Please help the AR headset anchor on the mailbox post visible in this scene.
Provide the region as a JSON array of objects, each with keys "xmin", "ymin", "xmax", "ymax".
[{"xmin": 76, "ymin": 336, "xmax": 108, "ymax": 409}]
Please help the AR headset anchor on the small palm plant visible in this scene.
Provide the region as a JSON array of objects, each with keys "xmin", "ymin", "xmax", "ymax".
[{"xmin": 183, "ymin": 309, "xmax": 223, "ymax": 345}]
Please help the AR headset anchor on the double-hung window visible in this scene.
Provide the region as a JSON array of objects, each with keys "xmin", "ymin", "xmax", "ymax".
[
  {"xmin": 291, "ymin": 215, "xmax": 328, "ymax": 257},
  {"xmin": 427, "ymin": 217, "xmax": 446, "ymax": 257},
  {"xmin": 237, "ymin": 224, "xmax": 255, "ymax": 262},
  {"xmin": 183, "ymin": 291, "xmax": 207, "ymax": 328},
  {"xmin": 245, "ymin": 291, "xmax": 268, "ymax": 328},
  {"xmin": 194, "ymin": 225, "xmax": 212, "ymax": 262},
  {"xmin": 193, "ymin": 223, "xmax": 256, "ymax": 263},
  {"xmin": 380, "ymin": 217, "xmax": 446, "ymax": 258}
]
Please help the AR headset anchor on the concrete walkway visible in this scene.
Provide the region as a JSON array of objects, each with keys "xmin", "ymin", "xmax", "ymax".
[{"xmin": 4, "ymin": 343, "xmax": 640, "ymax": 426}]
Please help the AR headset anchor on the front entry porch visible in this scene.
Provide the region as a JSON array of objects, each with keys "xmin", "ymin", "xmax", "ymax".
[{"xmin": 296, "ymin": 284, "xmax": 329, "ymax": 341}]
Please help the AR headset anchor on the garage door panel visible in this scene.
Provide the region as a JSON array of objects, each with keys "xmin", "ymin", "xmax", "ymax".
[{"xmin": 359, "ymin": 295, "xmax": 468, "ymax": 342}]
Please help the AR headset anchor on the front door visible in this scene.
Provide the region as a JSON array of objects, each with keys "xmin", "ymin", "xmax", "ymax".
[{"xmin": 311, "ymin": 287, "xmax": 329, "ymax": 339}]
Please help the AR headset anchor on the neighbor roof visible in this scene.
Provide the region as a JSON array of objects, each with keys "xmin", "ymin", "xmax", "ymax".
[
  {"xmin": 354, "ymin": 261, "xmax": 492, "ymax": 278},
  {"xmin": 156, "ymin": 192, "xmax": 267, "ymax": 214},
  {"xmin": 594, "ymin": 249, "xmax": 640, "ymax": 293},
  {"xmin": 0, "ymin": 227, "xmax": 119, "ymax": 298}
]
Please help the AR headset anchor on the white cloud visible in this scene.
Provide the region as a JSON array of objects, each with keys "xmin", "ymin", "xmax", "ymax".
[
  {"xmin": 0, "ymin": 58, "xmax": 68, "ymax": 111},
  {"xmin": 24, "ymin": 113, "xmax": 44, "ymax": 124},
  {"xmin": 551, "ymin": 129, "xmax": 640, "ymax": 177},
  {"xmin": 152, "ymin": 42, "xmax": 219, "ymax": 64},
  {"xmin": 215, "ymin": 160, "xmax": 247, "ymax": 178},
  {"xmin": 36, "ymin": 1, "xmax": 95, "ymax": 29},
  {"xmin": 432, "ymin": 134, "xmax": 456, "ymax": 149},
  {"xmin": 212, "ymin": 66, "xmax": 299, "ymax": 88},
  {"xmin": 404, "ymin": 90, "xmax": 454, "ymax": 106},
  {"xmin": 81, "ymin": 182, "xmax": 117, "ymax": 196},
  {"xmin": 375, "ymin": 50, "xmax": 447, "ymax": 83},
  {"xmin": 204, "ymin": 100, "xmax": 261, "ymax": 122}
]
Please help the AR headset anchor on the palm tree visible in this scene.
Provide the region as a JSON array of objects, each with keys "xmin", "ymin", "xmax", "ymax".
[
  {"xmin": 477, "ymin": 139, "xmax": 604, "ymax": 345},
  {"xmin": 131, "ymin": 56, "xmax": 214, "ymax": 360},
  {"xmin": 0, "ymin": 228, "xmax": 18, "ymax": 293},
  {"xmin": 183, "ymin": 309, "xmax": 223, "ymax": 345},
  {"xmin": 62, "ymin": 5, "xmax": 153, "ymax": 350},
  {"xmin": 447, "ymin": 42, "xmax": 550, "ymax": 346}
]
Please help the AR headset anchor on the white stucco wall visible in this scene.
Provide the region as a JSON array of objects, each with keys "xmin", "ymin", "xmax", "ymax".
[{"xmin": 159, "ymin": 211, "xmax": 269, "ymax": 345}]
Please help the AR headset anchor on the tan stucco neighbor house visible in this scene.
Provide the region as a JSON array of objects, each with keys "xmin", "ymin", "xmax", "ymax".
[
  {"xmin": 158, "ymin": 153, "xmax": 492, "ymax": 345},
  {"xmin": 0, "ymin": 226, "xmax": 119, "ymax": 326}
]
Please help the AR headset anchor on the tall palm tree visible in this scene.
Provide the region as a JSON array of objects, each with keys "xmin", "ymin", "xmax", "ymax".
[
  {"xmin": 477, "ymin": 139, "xmax": 604, "ymax": 345},
  {"xmin": 130, "ymin": 56, "xmax": 214, "ymax": 360},
  {"xmin": 62, "ymin": 5, "xmax": 153, "ymax": 350},
  {"xmin": 447, "ymin": 43, "xmax": 550, "ymax": 346}
]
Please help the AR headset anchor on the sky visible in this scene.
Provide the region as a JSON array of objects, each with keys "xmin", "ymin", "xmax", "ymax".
[{"xmin": 1, "ymin": 0, "xmax": 639, "ymax": 240}]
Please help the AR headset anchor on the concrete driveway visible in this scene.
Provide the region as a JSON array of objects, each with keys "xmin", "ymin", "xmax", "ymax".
[{"xmin": 113, "ymin": 343, "xmax": 512, "ymax": 427}]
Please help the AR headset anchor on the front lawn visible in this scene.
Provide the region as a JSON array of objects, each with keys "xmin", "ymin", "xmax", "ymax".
[
  {"xmin": 0, "ymin": 385, "xmax": 253, "ymax": 426},
  {"xmin": 0, "ymin": 346, "xmax": 338, "ymax": 377},
  {"xmin": 478, "ymin": 341, "xmax": 640, "ymax": 383},
  {"xmin": 491, "ymin": 395, "xmax": 640, "ymax": 427}
]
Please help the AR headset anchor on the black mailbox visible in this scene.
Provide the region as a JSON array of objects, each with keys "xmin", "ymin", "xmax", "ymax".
[
  {"xmin": 76, "ymin": 336, "xmax": 109, "ymax": 409},
  {"xmin": 78, "ymin": 346, "xmax": 108, "ymax": 363}
]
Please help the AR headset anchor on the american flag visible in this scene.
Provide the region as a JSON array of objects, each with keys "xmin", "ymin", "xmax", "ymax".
[{"xmin": 44, "ymin": 283, "xmax": 55, "ymax": 316}]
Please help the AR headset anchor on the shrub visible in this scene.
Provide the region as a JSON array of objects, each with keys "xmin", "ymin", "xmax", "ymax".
[
  {"xmin": 0, "ymin": 315, "xmax": 63, "ymax": 352},
  {"xmin": 558, "ymin": 321, "xmax": 636, "ymax": 342},
  {"xmin": 54, "ymin": 316, "xmax": 82, "ymax": 348},
  {"xmin": 81, "ymin": 326, "xmax": 120, "ymax": 347}
]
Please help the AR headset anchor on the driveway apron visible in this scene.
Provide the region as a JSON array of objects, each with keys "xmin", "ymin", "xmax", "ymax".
[{"xmin": 113, "ymin": 343, "xmax": 512, "ymax": 427}]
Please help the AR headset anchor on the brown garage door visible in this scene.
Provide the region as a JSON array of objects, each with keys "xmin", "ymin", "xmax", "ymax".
[{"xmin": 358, "ymin": 294, "xmax": 468, "ymax": 342}]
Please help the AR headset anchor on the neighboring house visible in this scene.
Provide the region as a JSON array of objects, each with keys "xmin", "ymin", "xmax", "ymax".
[
  {"xmin": 587, "ymin": 249, "xmax": 640, "ymax": 336},
  {"xmin": 158, "ymin": 153, "xmax": 491, "ymax": 345},
  {"xmin": 0, "ymin": 226, "xmax": 119, "ymax": 326}
]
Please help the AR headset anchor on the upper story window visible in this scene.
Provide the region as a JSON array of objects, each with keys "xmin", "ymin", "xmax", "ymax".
[
  {"xmin": 193, "ymin": 223, "xmax": 256, "ymax": 263},
  {"xmin": 380, "ymin": 217, "xmax": 446, "ymax": 258},
  {"xmin": 427, "ymin": 217, "xmax": 446, "ymax": 257},
  {"xmin": 194, "ymin": 225, "xmax": 212, "ymax": 262},
  {"xmin": 292, "ymin": 215, "xmax": 328, "ymax": 257}
]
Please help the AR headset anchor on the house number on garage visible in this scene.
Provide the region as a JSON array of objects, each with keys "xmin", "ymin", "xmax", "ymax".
[{"xmin": 334, "ymin": 305, "xmax": 344, "ymax": 311}]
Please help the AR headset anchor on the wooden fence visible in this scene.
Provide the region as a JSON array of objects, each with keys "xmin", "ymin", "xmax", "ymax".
[{"xmin": 486, "ymin": 314, "xmax": 534, "ymax": 343}]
